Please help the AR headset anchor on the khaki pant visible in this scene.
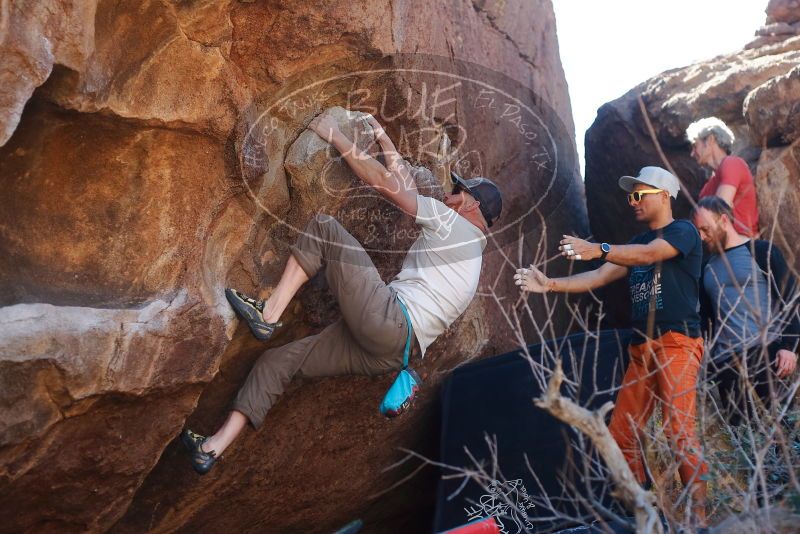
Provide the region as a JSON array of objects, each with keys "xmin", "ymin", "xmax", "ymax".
[{"xmin": 231, "ymin": 214, "xmax": 411, "ymax": 428}]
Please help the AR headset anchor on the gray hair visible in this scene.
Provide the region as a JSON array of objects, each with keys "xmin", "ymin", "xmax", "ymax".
[{"xmin": 685, "ymin": 117, "xmax": 735, "ymax": 154}]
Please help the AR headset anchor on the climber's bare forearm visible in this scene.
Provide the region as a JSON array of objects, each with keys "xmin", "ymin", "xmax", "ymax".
[
  {"xmin": 378, "ymin": 139, "xmax": 417, "ymax": 197},
  {"xmin": 377, "ymin": 133, "xmax": 399, "ymax": 155},
  {"xmin": 365, "ymin": 115, "xmax": 411, "ymax": 178},
  {"xmin": 329, "ymin": 131, "xmax": 387, "ymax": 187},
  {"xmin": 330, "ymin": 131, "xmax": 418, "ymax": 216},
  {"xmin": 377, "ymin": 136, "xmax": 403, "ymax": 168},
  {"xmin": 383, "ymin": 149, "xmax": 407, "ymax": 176}
]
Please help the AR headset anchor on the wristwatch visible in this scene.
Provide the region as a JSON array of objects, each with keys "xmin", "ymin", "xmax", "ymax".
[{"xmin": 600, "ymin": 242, "xmax": 611, "ymax": 260}]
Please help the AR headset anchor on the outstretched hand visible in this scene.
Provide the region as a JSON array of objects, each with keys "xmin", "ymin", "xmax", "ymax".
[
  {"xmin": 514, "ymin": 265, "xmax": 550, "ymax": 293},
  {"xmin": 309, "ymin": 113, "xmax": 340, "ymax": 142},
  {"xmin": 559, "ymin": 235, "xmax": 600, "ymax": 261}
]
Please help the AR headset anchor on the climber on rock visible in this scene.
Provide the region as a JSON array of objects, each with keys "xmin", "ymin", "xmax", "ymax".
[
  {"xmin": 514, "ymin": 166, "xmax": 709, "ymax": 524},
  {"xmin": 181, "ymin": 111, "xmax": 502, "ymax": 474}
]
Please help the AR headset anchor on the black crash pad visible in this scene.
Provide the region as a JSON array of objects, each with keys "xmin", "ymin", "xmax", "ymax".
[{"xmin": 433, "ymin": 329, "xmax": 632, "ymax": 534}]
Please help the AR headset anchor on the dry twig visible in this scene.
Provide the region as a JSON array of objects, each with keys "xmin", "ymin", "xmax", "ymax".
[{"xmin": 535, "ymin": 360, "xmax": 664, "ymax": 534}]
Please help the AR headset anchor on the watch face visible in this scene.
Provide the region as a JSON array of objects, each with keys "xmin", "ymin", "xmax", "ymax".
[{"xmin": 601, "ymin": 243, "xmax": 611, "ymax": 253}]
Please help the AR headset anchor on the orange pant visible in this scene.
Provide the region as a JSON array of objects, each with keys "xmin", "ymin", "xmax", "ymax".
[{"xmin": 608, "ymin": 331, "xmax": 708, "ymax": 486}]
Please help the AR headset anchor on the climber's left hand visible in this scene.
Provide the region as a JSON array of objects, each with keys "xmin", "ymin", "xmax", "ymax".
[{"xmin": 309, "ymin": 113, "xmax": 340, "ymax": 142}]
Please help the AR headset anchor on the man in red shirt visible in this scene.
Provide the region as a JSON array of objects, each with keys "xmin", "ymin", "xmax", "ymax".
[{"xmin": 686, "ymin": 117, "xmax": 759, "ymax": 236}]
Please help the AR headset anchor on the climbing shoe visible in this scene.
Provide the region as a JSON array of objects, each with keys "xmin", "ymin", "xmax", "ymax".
[
  {"xmin": 181, "ymin": 428, "xmax": 217, "ymax": 475},
  {"xmin": 225, "ymin": 288, "xmax": 281, "ymax": 341}
]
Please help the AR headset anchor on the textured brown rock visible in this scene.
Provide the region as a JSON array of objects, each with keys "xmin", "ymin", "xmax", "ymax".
[
  {"xmin": 767, "ymin": 0, "xmax": 800, "ymax": 24},
  {"xmin": 40, "ymin": 0, "xmax": 249, "ymax": 138},
  {"xmin": 0, "ymin": 102, "xmax": 232, "ymax": 307},
  {"xmin": 0, "ymin": 102, "xmax": 237, "ymax": 533},
  {"xmin": 584, "ymin": 5, "xmax": 800, "ymax": 326},
  {"xmin": 394, "ymin": 0, "xmax": 575, "ymax": 136},
  {"xmin": 744, "ymin": 65, "xmax": 800, "ymax": 145},
  {"xmin": 284, "ymin": 106, "xmax": 381, "ymax": 207},
  {"xmin": 636, "ymin": 47, "xmax": 800, "ymax": 148},
  {"xmin": 754, "ymin": 139, "xmax": 800, "ymax": 268},
  {"xmin": 0, "ymin": 1, "xmax": 584, "ymax": 533},
  {"xmin": 0, "ymin": 0, "xmax": 97, "ymax": 146},
  {"xmin": 756, "ymin": 20, "xmax": 800, "ymax": 37}
]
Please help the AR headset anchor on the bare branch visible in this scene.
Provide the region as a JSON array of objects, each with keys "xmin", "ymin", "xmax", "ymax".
[{"xmin": 535, "ymin": 360, "xmax": 664, "ymax": 534}]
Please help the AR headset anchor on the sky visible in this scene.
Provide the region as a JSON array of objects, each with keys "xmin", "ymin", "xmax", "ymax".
[{"xmin": 552, "ymin": 0, "xmax": 768, "ymax": 176}]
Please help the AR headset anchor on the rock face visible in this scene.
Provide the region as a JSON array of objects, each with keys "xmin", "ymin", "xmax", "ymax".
[
  {"xmin": 744, "ymin": 64, "xmax": 800, "ymax": 145},
  {"xmin": 0, "ymin": 1, "xmax": 97, "ymax": 146},
  {"xmin": 584, "ymin": 2, "xmax": 800, "ymax": 326},
  {"xmin": 767, "ymin": 0, "xmax": 800, "ymax": 24},
  {"xmin": 0, "ymin": 1, "xmax": 584, "ymax": 533}
]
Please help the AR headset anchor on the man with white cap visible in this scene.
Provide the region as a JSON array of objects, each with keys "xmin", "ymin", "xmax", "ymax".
[{"xmin": 514, "ymin": 166, "xmax": 708, "ymax": 524}]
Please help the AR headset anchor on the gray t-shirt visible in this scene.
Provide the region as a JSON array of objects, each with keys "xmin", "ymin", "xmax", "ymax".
[
  {"xmin": 703, "ymin": 242, "xmax": 778, "ymax": 361},
  {"xmin": 389, "ymin": 195, "xmax": 486, "ymax": 356}
]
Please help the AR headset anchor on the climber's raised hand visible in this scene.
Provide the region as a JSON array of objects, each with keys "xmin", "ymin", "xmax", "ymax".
[
  {"xmin": 309, "ymin": 113, "xmax": 340, "ymax": 142},
  {"xmin": 308, "ymin": 110, "xmax": 417, "ymax": 217}
]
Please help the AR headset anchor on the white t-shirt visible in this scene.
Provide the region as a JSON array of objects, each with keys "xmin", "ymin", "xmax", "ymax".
[{"xmin": 389, "ymin": 195, "xmax": 486, "ymax": 356}]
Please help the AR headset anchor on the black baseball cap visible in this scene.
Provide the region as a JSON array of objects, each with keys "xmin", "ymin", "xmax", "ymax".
[{"xmin": 450, "ymin": 171, "xmax": 503, "ymax": 227}]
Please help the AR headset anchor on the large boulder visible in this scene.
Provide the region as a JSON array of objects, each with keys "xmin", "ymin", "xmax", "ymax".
[
  {"xmin": 767, "ymin": 0, "xmax": 800, "ymax": 24},
  {"xmin": 756, "ymin": 1, "xmax": 800, "ymax": 43},
  {"xmin": 584, "ymin": 3, "xmax": 800, "ymax": 326},
  {"xmin": 0, "ymin": 1, "xmax": 585, "ymax": 532},
  {"xmin": 744, "ymin": 64, "xmax": 800, "ymax": 145},
  {"xmin": 0, "ymin": 0, "xmax": 97, "ymax": 146}
]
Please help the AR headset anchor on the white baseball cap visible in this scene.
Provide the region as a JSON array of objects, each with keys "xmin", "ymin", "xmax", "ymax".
[{"xmin": 618, "ymin": 166, "xmax": 680, "ymax": 198}]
